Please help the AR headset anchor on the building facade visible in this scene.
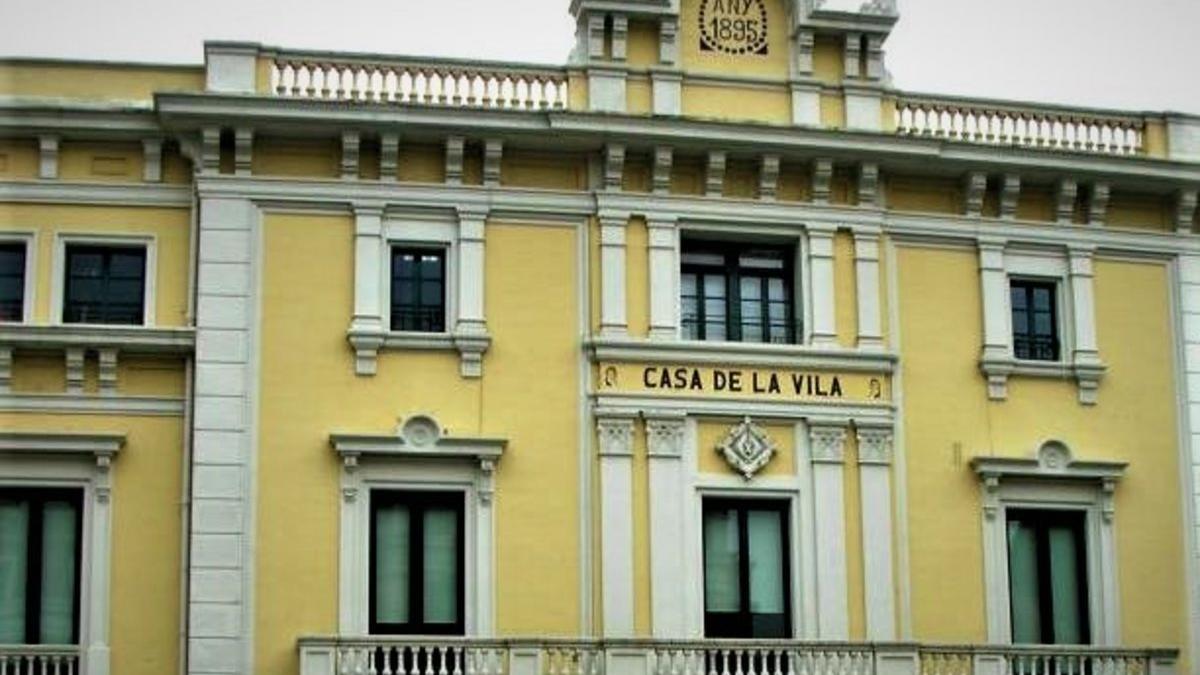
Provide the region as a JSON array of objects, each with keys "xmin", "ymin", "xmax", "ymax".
[{"xmin": 1, "ymin": 1, "xmax": 1199, "ymax": 674}]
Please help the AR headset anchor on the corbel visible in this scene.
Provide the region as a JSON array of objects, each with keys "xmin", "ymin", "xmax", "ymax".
[
  {"xmin": 658, "ymin": 17, "xmax": 679, "ymax": 65},
  {"xmin": 483, "ymin": 139, "xmax": 503, "ymax": 188},
  {"xmin": 759, "ymin": 154, "xmax": 781, "ymax": 201},
  {"xmin": 445, "ymin": 136, "xmax": 465, "ymax": 186},
  {"xmin": 999, "ymin": 173, "xmax": 1021, "ymax": 220},
  {"xmin": 233, "ymin": 128, "xmax": 253, "ymax": 176},
  {"xmin": 611, "ymin": 13, "xmax": 629, "ymax": 61},
  {"xmin": 65, "ymin": 348, "xmax": 85, "ymax": 394},
  {"xmin": 843, "ymin": 32, "xmax": 862, "ymax": 80},
  {"xmin": 1055, "ymin": 178, "xmax": 1078, "ymax": 225},
  {"xmin": 981, "ymin": 474, "xmax": 1001, "ymax": 520},
  {"xmin": 604, "ymin": 143, "xmax": 626, "ymax": 192},
  {"xmin": 812, "ymin": 158, "xmax": 834, "ymax": 204},
  {"xmin": 98, "ymin": 348, "xmax": 118, "ymax": 394},
  {"xmin": 858, "ymin": 162, "xmax": 880, "ymax": 208},
  {"xmin": 865, "ymin": 34, "xmax": 886, "ymax": 80},
  {"xmin": 380, "ymin": 133, "xmax": 400, "ymax": 181},
  {"xmin": 341, "ymin": 131, "xmax": 361, "ymax": 180},
  {"xmin": 964, "ymin": 171, "xmax": 987, "ymax": 217},
  {"xmin": 38, "ymin": 135, "xmax": 59, "ymax": 179},
  {"xmin": 142, "ymin": 138, "xmax": 163, "ymax": 182},
  {"xmin": 652, "ymin": 146, "xmax": 673, "ymax": 195},
  {"xmin": 476, "ymin": 458, "xmax": 497, "ymax": 505},
  {"xmin": 587, "ymin": 14, "xmax": 607, "ymax": 61},
  {"xmin": 794, "ymin": 30, "xmax": 815, "ymax": 75},
  {"xmin": 0, "ymin": 346, "xmax": 12, "ymax": 393},
  {"xmin": 705, "ymin": 151, "xmax": 726, "ymax": 198},
  {"xmin": 1100, "ymin": 478, "xmax": 1116, "ymax": 523},
  {"xmin": 1177, "ymin": 188, "xmax": 1199, "ymax": 234},
  {"xmin": 1087, "ymin": 181, "xmax": 1110, "ymax": 227},
  {"xmin": 200, "ymin": 127, "xmax": 221, "ymax": 174}
]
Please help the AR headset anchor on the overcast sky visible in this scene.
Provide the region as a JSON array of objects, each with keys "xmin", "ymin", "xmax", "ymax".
[{"xmin": 2, "ymin": 0, "xmax": 1197, "ymax": 114}]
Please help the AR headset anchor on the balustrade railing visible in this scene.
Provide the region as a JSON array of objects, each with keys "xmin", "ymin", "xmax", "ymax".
[
  {"xmin": 299, "ymin": 638, "xmax": 1177, "ymax": 675},
  {"xmin": 269, "ymin": 51, "xmax": 569, "ymax": 110},
  {"xmin": 0, "ymin": 645, "xmax": 80, "ymax": 675},
  {"xmin": 894, "ymin": 93, "xmax": 1145, "ymax": 156}
]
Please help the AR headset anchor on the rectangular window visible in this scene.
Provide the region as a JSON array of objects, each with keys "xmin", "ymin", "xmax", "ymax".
[
  {"xmin": 0, "ymin": 488, "xmax": 83, "ymax": 645},
  {"xmin": 370, "ymin": 491, "xmax": 464, "ymax": 635},
  {"xmin": 0, "ymin": 242, "xmax": 26, "ymax": 322},
  {"xmin": 1010, "ymin": 280, "xmax": 1059, "ymax": 361},
  {"xmin": 63, "ymin": 244, "xmax": 146, "ymax": 325},
  {"xmin": 391, "ymin": 247, "xmax": 446, "ymax": 333},
  {"xmin": 681, "ymin": 242, "xmax": 796, "ymax": 344},
  {"xmin": 1006, "ymin": 509, "xmax": 1090, "ymax": 644},
  {"xmin": 702, "ymin": 498, "xmax": 790, "ymax": 638}
]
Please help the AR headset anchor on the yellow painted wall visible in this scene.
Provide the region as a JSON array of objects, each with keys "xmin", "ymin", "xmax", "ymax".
[
  {"xmin": 59, "ymin": 141, "xmax": 144, "ymax": 183},
  {"xmin": 256, "ymin": 213, "xmax": 581, "ymax": 674},
  {"xmin": 1107, "ymin": 191, "xmax": 1172, "ymax": 231},
  {"xmin": 0, "ymin": 412, "xmax": 183, "ymax": 675},
  {"xmin": 0, "ymin": 139, "xmax": 38, "ymax": 179},
  {"xmin": 0, "ymin": 204, "xmax": 191, "ymax": 326},
  {"xmin": 834, "ymin": 231, "xmax": 857, "ymax": 348},
  {"xmin": 627, "ymin": 21, "xmax": 661, "ymax": 68},
  {"xmin": 897, "ymin": 246, "xmax": 1187, "ymax": 661},
  {"xmin": 0, "ymin": 61, "xmax": 203, "ymax": 100},
  {"xmin": 501, "ymin": 151, "xmax": 588, "ymax": 191},
  {"xmin": 1015, "ymin": 184, "xmax": 1054, "ymax": 222},
  {"xmin": 627, "ymin": 217, "xmax": 649, "ymax": 338},
  {"xmin": 886, "ymin": 176, "xmax": 961, "ymax": 214},
  {"xmin": 9, "ymin": 354, "xmax": 185, "ymax": 397},
  {"xmin": 631, "ymin": 421, "xmax": 652, "ymax": 636},
  {"xmin": 812, "ymin": 36, "xmax": 845, "ymax": 84},
  {"xmin": 682, "ymin": 84, "xmax": 791, "ymax": 125},
  {"xmin": 842, "ymin": 430, "xmax": 865, "ymax": 640},
  {"xmin": 253, "ymin": 138, "xmax": 339, "ymax": 178}
]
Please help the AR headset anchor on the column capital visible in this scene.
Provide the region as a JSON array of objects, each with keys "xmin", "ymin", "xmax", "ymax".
[
  {"xmin": 809, "ymin": 423, "xmax": 848, "ymax": 464},
  {"xmin": 644, "ymin": 413, "xmax": 686, "ymax": 459},
  {"xmin": 855, "ymin": 424, "xmax": 894, "ymax": 465},
  {"xmin": 597, "ymin": 415, "xmax": 636, "ymax": 457}
]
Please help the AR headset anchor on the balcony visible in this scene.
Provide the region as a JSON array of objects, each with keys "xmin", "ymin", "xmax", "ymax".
[
  {"xmin": 0, "ymin": 645, "xmax": 80, "ymax": 675},
  {"xmin": 298, "ymin": 637, "xmax": 1178, "ymax": 675}
]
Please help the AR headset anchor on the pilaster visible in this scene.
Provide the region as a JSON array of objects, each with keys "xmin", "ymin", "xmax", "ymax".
[
  {"xmin": 597, "ymin": 413, "xmax": 637, "ymax": 637},
  {"xmin": 856, "ymin": 425, "xmax": 896, "ymax": 640},
  {"xmin": 600, "ymin": 213, "xmax": 630, "ymax": 338},
  {"xmin": 647, "ymin": 216, "xmax": 680, "ymax": 341},
  {"xmin": 807, "ymin": 226, "xmax": 838, "ymax": 347},
  {"xmin": 1068, "ymin": 246, "xmax": 1104, "ymax": 404},
  {"xmin": 854, "ymin": 230, "xmax": 883, "ymax": 350},
  {"xmin": 348, "ymin": 202, "xmax": 385, "ymax": 375},
  {"xmin": 644, "ymin": 413, "xmax": 686, "ymax": 637},
  {"xmin": 454, "ymin": 206, "xmax": 491, "ymax": 378},
  {"xmin": 978, "ymin": 239, "xmax": 1012, "ymax": 399},
  {"xmin": 809, "ymin": 422, "xmax": 849, "ymax": 639}
]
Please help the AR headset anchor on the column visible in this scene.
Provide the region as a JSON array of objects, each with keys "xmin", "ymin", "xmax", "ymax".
[
  {"xmin": 1068, "ymin": 245, "xmax": 1104, "ymax": 404},
  {"xmin": 597, "ymin": 414, "xmax": 636, "ymax": 637},
  {"xmin": 978, "ymin": 238, "xmax": 1012, "ymax": 400},
  {"xmin": 647, "ymin": 217, "xmax": 679, "ymax": 341},
  {"xmin": 645, "ymin": 413, "xmax": 686, "ymax": 637},
  {"xmin": 808, "ymin": 227, "xmax": 838, "ymax": 347},
  {"xmin": 857, "ymin": 425, "xmax": 896, "ymax": 640},
  {"xmin": 600, "ymin": 214, "xmax": 629, "ymax": 338},
  {"xmin": 454, "ymin": 207, "xmax": 490, "ymax": 378},
  {"xmin": 854, "ymin": 230, "xmax": 883, "ymax": 350},
  {"xmin": 809, "ymin": 423, "xmax": 848, "ymax": 638}
]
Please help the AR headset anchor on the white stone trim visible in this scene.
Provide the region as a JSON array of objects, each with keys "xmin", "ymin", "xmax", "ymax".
[
  {"xmin": 809, "ymin": 422, "xmax": 849, "ymax": 638},
  {"xmin": 0, "ymin": 392, "xmax": 185, "ymax": 415},
  {"xmin": 1175, "ymin": 254, "xmax": 1200, "ymax": 663},
  {"xmin": 705, "ymin": 152, "xmax": 726, "ymax": 198},
  {"xmin": 141, "ymin": 138, "xmax": 163, "ymax": 183},
  {"xmin": 854, "ymin": 230, "xmax": 883, "ymax": 350},
  {"xmin": 644, "ymin": 412, "xmax": 686, "ymax": 638},
  {"xmin": 0, "ymin": 230, "xmax": 36, "ymax": 324},
  {"xmin": 0, "ymin": 430, "xmax": 124, "ymax": 675},
  {"xmin": 600, "ymin": 213, "xmax": 629, "ymax": 338},
  {"xmin": 651, "ymin": 71, "xmax": 681, "ymax": 117},
  {"xmin": 587, "ymin": 67, "xmax": 627, "ymax": 113},
  {"xmin": 204, "ymin": 42, "xmax": 259, "ymax": 94},
  {"xmin": 973, "ymin": 441, "xmax": 1125, "ymax": 645},
  {"xmin": 51, "ymin": 232, "xmax": 157, "ymax": 327},
  {"xmin": 331, "ymin": 417, "xmax": 503, "ymax": 637},
  {"xmin": 807, "ymin": 226, "xmax": 838, "ymax": 347},
  {"xmin": 597, "ymin": 413, "xmax": 636, "ymax": 637},
  {"xmin": 646, "ymin": 216, "xmax": 679, "ymax": 341},
  {"xmin": 38, "ymin": 135, "xmax": 59, "ymax": 180},
  {"xmin": 0, "ymin": 181, "xmax": 193, "ymax": 207},
  {"xmin": 856, "ymin": 424, "xmax": 896, "ymax": 640}
]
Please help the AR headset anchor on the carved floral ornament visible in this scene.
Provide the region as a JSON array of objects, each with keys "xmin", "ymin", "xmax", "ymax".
[{"xmin": 716, "ymin": 416, "xmax": 778, "ymax": 479}]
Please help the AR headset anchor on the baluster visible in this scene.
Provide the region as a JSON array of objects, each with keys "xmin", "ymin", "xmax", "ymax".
[
  {"xmin": 273, "ymin": 61, "xmax": 286, "ymax": 95},
  {"xmin": 304, "ymin": 64, "xmax": 319, "ymax": 98},
  {"xmin": 287, "ymin": 62, "xmax": 303, "ymax": 97}
]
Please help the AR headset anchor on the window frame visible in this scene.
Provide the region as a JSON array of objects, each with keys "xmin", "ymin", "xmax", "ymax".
[
  {"xmin": 679, "ymin": 238, "xmax": 801, "ymax": 345},
  {"xmin": 368, "ymin": 489, "xmax": 466, "ymax": 636},
  {"xmin": 1008, "ymin": 277, "xmax": 1063, "ymax": 363},
  {"xmin": 381, "ymin": 221, "xmax": 457, "ymax": 339},
  {"xmin": 1004, "ymin": 507, "xmax": 1091, "ymax": 645},
  {"xmin": 0, "ymin": 232, "xmax": 35, "ymax": 324},
  {"xmin": 51, "ymin": 233, "xmax": 156, "ymax": 327},
  {"xmin": 389, "ymin": 246, "xmax": 449, "ymax": 334}
]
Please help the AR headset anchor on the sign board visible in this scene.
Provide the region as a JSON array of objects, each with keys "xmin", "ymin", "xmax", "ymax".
[{"xmin": 598, "ymin": 362, "xmax": 890, "ymax": 403}]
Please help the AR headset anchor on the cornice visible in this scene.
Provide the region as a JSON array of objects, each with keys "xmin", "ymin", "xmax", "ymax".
[
  {"xmin": 0, "ymin": 430, "xmax": 125, "ymax": 460},
  {"xmin": 588, "ymin": 336, "xmax": 896, "ymax": 373},
  {"xmin": 0, "ymin": 180, "xmax": 192, "ymax": 207},
  {"xmin": 0, "ymin": 324, "xmax": 196, "ymax": 353}
]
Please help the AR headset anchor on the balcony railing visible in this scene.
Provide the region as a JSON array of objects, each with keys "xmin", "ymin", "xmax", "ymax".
[
  {"xmin": 269, "ymin": 50, "xmax": 570, "ymax": 110},
  {"xmin": 893, "ymin": 92, "xmax": 1146, "ymax": 156},
  {"xmin": 0, "ymin": 645, "xmax": 81, "ymax": 675},
  {"xmin": 298, "ymin": 637, "xmax": 1178, "ymax": 675}
]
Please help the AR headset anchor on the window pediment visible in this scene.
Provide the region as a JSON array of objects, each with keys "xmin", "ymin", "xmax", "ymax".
[
  {"xmin": 971, "ymin": 440, "xmax": 1126, "ymax": 484},
  {"xmin": 329, "ymin": 415, "xmax": 505, "ymax": 468}
]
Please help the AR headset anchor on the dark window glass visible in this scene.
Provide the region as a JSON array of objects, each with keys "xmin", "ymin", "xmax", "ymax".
[
  {"xmin": 0, "ymin": 488, "xmax": 83, "ymax": 645},
  {"xmin": 391, "ymin": 248, "xmax": 446, "ymax": 332},
  {"xmin": 681, "ymin": 242, "xmax": 797, "ymax": 344},
  {"xmin": 1006, "ymin": 509, "xmax": 1090, "ymax": 645},
  {"xmin": 0, "ymin": 243, "xmax": 26, "ymax": 322},
  {"xmin": 370, "ymin": 491, "xmax": 464, "ymax": 636},
  {"xmin": 702, "ymin": 499, "xmax": 790, "ymax": 638},
  {"xmin": 63, "ymin": 245, "xmax": 146, "ymax": 325},
  {"xmin": 1010, "ymin": 280, "xmax": 1059, "ymax": 361}
]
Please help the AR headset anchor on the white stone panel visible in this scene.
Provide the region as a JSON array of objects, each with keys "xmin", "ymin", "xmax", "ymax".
[
  {"xmin": 192, "ymin": 466, "xmax": 243, "ymax": 500},
  {"xmin": 191, "ymin": 534, "xmax": 242, "ymax": 569},
  {"xmin": 197, "ymin": 296, "xmax": 247, "ymax": 330},
  {"xmin": 189, "ymin": 604, "xmax": 241, "ymax": 638},
  {"xmin": 194, "ymin": 396, "xmax": 246, "ymax": 431},
  {"xmin": 196, "ymin": 363, "xmax": 247, "ymax": 397},
  {"xmin": 200, "ymin": 231, "xmax": 252, "ymax": 264},
  {"xmin": 197, "ymin": 330, "xmax": 249, "ymax": 364},
  {"xmin": 198, "ymin": 263, "xmax": 251, "ymax": 296},
  {"xmin": 190, "ymin": 570, "xmax": 243, "ymax": 603},
  {"xmin": 192, "ymin": 502, "xmax": 244, "ymax": 534}
]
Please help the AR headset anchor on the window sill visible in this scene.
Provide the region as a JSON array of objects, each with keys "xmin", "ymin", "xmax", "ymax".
[
  {"xmin": 348, "ymin": 327, "xmax": 491, "ymax": 379},
  {"xmin": 587, "ymin": 335, "xmax": 896, "ymax": 373},
  {"xmin": 980, "ymin": 354, "xmax": 1106, "ymax": 405}
]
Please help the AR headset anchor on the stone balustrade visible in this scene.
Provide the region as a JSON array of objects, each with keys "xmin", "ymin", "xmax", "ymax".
[
  {"xmin": 298, "ymin": 638, "xmax": 1178, "ymax": 675},
  {"xmin": 894, "ymin": 93, "xmax": 1146, "ymax": 156},
  {"xmin": 0, "ymin": 645, "xmax": 80, "ymax": 675},
  {"xmin": 269, "ymin": 51, "xmax": 570, "ymax": 110}
]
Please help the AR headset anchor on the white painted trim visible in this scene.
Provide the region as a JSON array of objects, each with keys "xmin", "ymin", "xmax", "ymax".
[
  {"xmin": 589, "ymin": 336, "xmax": 896, "ymax": 372},
  {"xmin": 644, "ymin": 412, "xmax": 686, "ymax": 638},
  {"xmin": 856, "ymin": 425, "xmax": 896, "ymax": 640},
  {"xmin": 0, "ymin": 324, "xmax": 195, "ymax": 353},
  {"xmin": 0, "ymin": 230, "xmax": 36, "ymax": 324},
  {"xmin": 0, "ymin": 181, "xmax": 192, "ymax": 207},
  {"xmin": 0, "ymin": 393, "xmax": 185, "ymax": 415},
  {"xmin": 807, "ymin": 227, "xmax": 838, "ymax": 347},
  {"xmin": 0, "ymin": 430, "xmax": 124, "ymax": 675},
  {"xmin": 646, "ymin": 217, "xmax": 679, "ymax": 341},
  {"xmin": 50, "ymin": 232, "xmax": 157, "ymax": 327},
  {"xmin": 597, "ymin": 413, "xmax": 636, "ymax": 637},
  {"xmin": 808, "ymin": 423, "xmax": 848, "ymax": 638},
  {"xmin": 600, "ymin": 214, "xmax": 629, "ymax": 338},
  {"xmin": 853, "ymin": 230, "xmax": 883, "ymax": 350}
]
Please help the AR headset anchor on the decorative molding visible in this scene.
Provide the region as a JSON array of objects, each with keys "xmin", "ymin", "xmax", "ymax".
[
  {"xmin": 0, "ymin": 324, "xmax": 195, "ymax": 353},
  {"xmin": 587, "ymin": 13, "xmax": 606, "ymax": 60},
  {"xmin": 865, "ymin": 34, "xmax": 886, "ymax": 80},
  {"xmin": 812, "ymin": 157, "xmax": 833, "ymax": 204},
  {"xmin": 794, "ymin": 29, "xmax": 815, "ymax": 74},
  {"xmin": 809, "ymin": 423, "xmax": 847, "ymax": 463},
  {"xmin": 705, "ymin": 150, "xmax": 726, "ymax": 198},
  {"xmin": 658, "ymin": 17, "xmax": 678, "ymax": 65},
  {"xmin": 484, "ymin": 139, "xmax": 504, "ymax": 188},
  {"xmin": 97, "ymin": 347, "xmax": 118, "ymax": 394},
  {"xmin": 715, "ymin": 416, "xmax": 777, "ymax": 479},
  {"xmin": 644, "ymin": 414, "xmax": 685, "ymax": 458},
  {"xmin": 843, "ymin": 31, "xmax": 862, "ymax": 79},
  {"xmin": 856, "ymin": 425, "xmax": 893, "ymax": 465},
  {"xmin": 857, "ymin": 161, "xmax": 880, "ymax": 208},
  {"xmin": 1056, "ymin": 178, "xmax": 1078, "ymax": 225},
  {"xmin": 454, "ymin": 206, "xmax": 491, "ymax": 378},
  {"xmin": 0, "ymin": 393, "xmax": 185, "ymax": 416},
  {"xmin": 759, "ymin": 154, "xmax": 780, "ymax": 201},
  {"xmin": 0, "ymin": 430, "xmax": 125, "ymax": 461},
  {"xmin": 340, "ymin": 131, "xmax": 360, "ymax": 179},
  {"xmin": 972, "ymin": 440, "xmax": 1127, "ymax": 486},
  {"xmin": 0, "ymin": 180, "xmax": 192, "ymax": 207},
  {"xmin": 141, "ymin": 137, "xmax": 163, "ymax": 182},
  {"xmin": 646, "ymin": 216, "xmax": 680, "ymax": 341},
  {"xmin": 964, "ymin": 171, "xmax": 987, "ymax": 217},
  {"xmin": 200, "ymin": 127, "xmax": 221, "ymax": 174},
  {"xmin": 599, "ymin": 212, "xmax": 629, "ymax": 338},
  {"xmin": 611, "ymin": 13, "xmax": 629, "ymax": 61},
  {"xmin": 1088, "ymin": 181, "xmax": 1110, "ymax": 227},
  {"xmin": 234, "ymin": 128, "xmax": 253, "ymax": 176},
  {"xmin": 1178, "ymin": 188, "xmax": 1199, "ymax": 234},
  {"xmin": 379, "ymin": 133, "xmax": 400, "ymax": 180},
  {"xmin": 808, "ymin": 226, "xmax": 839, "ymax": 347},
  {"xmin": 445, "ymin": 135, "xmax": 465, "ymax": 186},
  {"xmin": 38, "ymin": 134, "xmax": 59, "ymax": 179},
  {"xmin": 596, "ymin": 415, "xmax": 635, "ymax": 457},
  {"xmin": 999, "ymin": 173, "xmax": 1021, "ymax": 219},
  {"xmin": 65, "ymin": 347, "xmax": 85, "ymax": 394},
  {"xmin": 652, "ymin": 146, "xmax": 673, "ymax": 195},
  {"xmin": 605, "ymin": 143, "xmax": 625, "ymax": 191},
  {"xmin": 329, "ymin": 417, "xmax": 506, "ymax": 468}
]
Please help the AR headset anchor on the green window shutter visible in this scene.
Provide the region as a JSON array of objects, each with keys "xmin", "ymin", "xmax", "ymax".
[
  {"xmin": 38, "ymin": 500, "xmax": 78, "ymax": 644},
  {"xmin": 1048, "ymin": 526, "xmax": 1085, "ymax": 644},
  {"xmin": 374, "ymin": 504, "xmax": 411, "ymax": 624},
  {"xmin": 421, "ymin": 507, "xmax": 459, "ymax": 625},
  {"xmin": 746, "ymin": 509, "xmax": 784, "ymax": 613},
  {"xmin": 1007, "ymin": 518, "xmax": 1042, "ymax": 643},
  {"xmin": 703, "ymin": 508, "xmax": 741, "ymax": 612},
  {"xmin": 0, "ymin": 500, "xmax": 29, "ymax": 643}
]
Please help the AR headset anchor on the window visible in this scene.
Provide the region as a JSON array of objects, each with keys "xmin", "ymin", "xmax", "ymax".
[
  {"xmin": 1006, "ymin": 509, "xmax": 1090, "ymax": 645},
  {"xmin": 702, "ymin": 499, "xmax": 790, "ymax": 638},
  {"xmin": 390, "ymin": 247, "xmax": 446, "ymax": 333},
  {"xmin": 0, "ymin": 488, "xmax": 83, "ymax": 645},
  {"xmin": 681, "ymin": 241, "xmax": 796, "ymax": 344},
  {"xmin": 0, "ymin": 242, "xmax": 26, "ymax": 322},
  {"xmin": 63, "ymin": 245, "xmax": 146, "ymax": 325},
  {"xmin": 370, "ymin": 490, "xmax": 464, "ymax": 635},
  {"xmin": 1010, "ymin": 279, "xmax": 1059, "ymax": 361}
]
